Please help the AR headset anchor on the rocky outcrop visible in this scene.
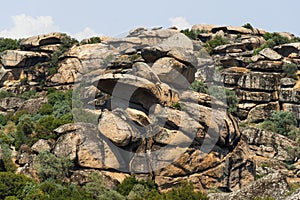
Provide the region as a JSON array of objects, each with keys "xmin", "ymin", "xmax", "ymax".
[
  {"xmin": 208, "ymin": 173, "xmax": 290, "ymax": 200},
  {"xmin": 1, "ymin": 50, "xmax": 50, "ymax": 68}
]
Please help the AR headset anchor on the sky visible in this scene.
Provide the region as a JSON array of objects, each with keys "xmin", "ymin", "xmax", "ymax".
[{"xmin": 1, "ymin": 0, "xmax": 300, "ymax": 41}]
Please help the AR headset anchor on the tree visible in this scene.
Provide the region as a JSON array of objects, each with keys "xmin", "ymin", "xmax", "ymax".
[{"xmin": 34, "ymin": 151, "xmax": 73, "ymax": 181}]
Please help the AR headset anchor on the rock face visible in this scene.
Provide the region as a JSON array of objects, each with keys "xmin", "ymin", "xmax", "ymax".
[
  {"xmin": 208, "ymin": 173, "xmax": 290, "ymax": 200},
  {"xmin": 1, "ymin": 50, "xmax": 50, "ymax": 68},
  {"xmin": 0, "ymin": 25, "xmax": 298, "ymax": 197}
]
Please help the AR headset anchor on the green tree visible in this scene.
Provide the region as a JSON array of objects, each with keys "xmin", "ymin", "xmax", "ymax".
[
  {"xmin": 260, "ymin": 111, "xmax": 298, "ymax": 137},
  {"xmin": 34, "ymin": 151, "xmax": 73, "ymax": 181},
  {"xmin": 0, "ymin": 172, "xmax": 34, "ymax": 199},
  {"xmin": 84, "ymin": 172, "xmax": 125, "ymax": 200}
]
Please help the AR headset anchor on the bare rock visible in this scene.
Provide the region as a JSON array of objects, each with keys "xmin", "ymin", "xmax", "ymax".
[
  {"xmin": 93, "ymin": 73, "xmax": 179, "ymax": 110},
  {"xmin": 208, "ymin": 173, "xmax": 290, "ymax": 200},
  {"xmin": 17, "ymin": 97, "xmax": 47, "ymax": 114},
  {"xmin": 1, "ymin": 50, "xmax": 50, "ymax": 68},
  {"xmin": 54, "ymin": 123, "xmax": 126, "ymax": 170},
  {"xmin": 274, "ymin": 42, "xmax": 300, "ymax": 57},
  {"xmin": 31, "ymin": 139, "xmax": 52, "ymax": 153},
  {"xmin": 152, "ymin": 57, "xmax": 196, "ymax": 87},
  {"xmin": 20, "ymin": 32, "xmax": 65, "ymax": 50},
  {"xmin": 242, "ymin": 127, "xmax": 298, "ymax": 162},
  {"xmin": 247, "ymin": 102, "xmax": 280, "ymax": 123},
  {"xmin": 98, "ymin": 109, "xmax": 140, "ymax": 147},
  {"xmin": 259, "ymin": 48, "xmax": 282, "ymax": 60},
  {"xmin": 238, "ymin": 71, "xmax": 281, "ymax": 91}
]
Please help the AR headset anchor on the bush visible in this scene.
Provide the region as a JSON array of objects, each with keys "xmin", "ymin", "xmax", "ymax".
[
  {"xmin": 0, "ymin": 172, "xmax": 34, "ymax": 199},
  {"xmin": 48, "ymin": 35, "xmax": 78, "ymax": 76},
  {"xmin": 80, "ymin": 37, "xmax": 101, "ymax": 45},
  {"xmin": 0, "ymin": 38, "xmax": 21, "ymax": 53},
  {"xmin": 189, "ymin": 80, "xmax": 208, "ymax": 93},
  {"xmin": 84, "ymin": 172, "xmax": 125, "ymax": 200},
  {"xmin": 260, "ymin": 111, "xmax": 299, "ymax": 139},
  {"xmin": 205, "ymin": 35, "xmax": 229, "ymax": 53},
  {"xmin": 242, "ymin": 23, "xmax": 254, "ymax": 30},
  {"xmin": 0, "ymin": 90, "xmax": 16, "ymax": 99},
  {"xmin": 38, "ymin": 103, "xmax": 54, "ymax": 115},
  {"xmin": 283, "ymin": 62, "xmax": 298, "ymax": 79},
  {"xmin": 0, "ymin": 143, "xmax": 17, "ymax": 172},
  {"xmin": 116, "ymin": 175, "xmax": 157, "ymax": 197},
  {"xmin": 253, "ymin": 32, "xmax": 300, "ymax": 55},
  {"xmin": 34, "ymin": 151, "xmax": 73, "ymax": 181},
  {"xmin": 180, "ymin": 29, "xmax": 208, "ymax": 40},
  {"xmin": 0, "ymin": 114, "xmax": 7, "ymax": 126}
]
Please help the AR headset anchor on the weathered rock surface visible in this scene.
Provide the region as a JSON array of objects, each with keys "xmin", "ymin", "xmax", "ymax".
[
  {"xmin": 208, "ymin": 173, "xmax": 290, "ymax": 200},
  {"xmin": 1, "ymin": 50, "xmax": 50, "ymax": 68},
  {"xmin": 242, "ymin": 127, "xmax": 298, "ymax": 162},
  {"xmin": 20, "ymin": 32, "xmax": 65, "ymax": 50}
]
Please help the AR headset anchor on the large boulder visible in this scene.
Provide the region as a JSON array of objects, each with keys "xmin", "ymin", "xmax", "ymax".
[
  {"xmin": 53, "ymin": 123, "xmax": 126, "ymax": 170},
  {"xmin": 247, "ymin": 102, "xmax": 280, "ymax": 123},
  {"xmin": 274, "ymin": 42, "xmax": 300, "ymax": 57},
  {"xmin": 93, "ymin": 73, "xmax": 179, "ymax": 110},
  {"xmin": 20, "ymin": 32, "xmax": 65, "ymax": 50},
  {"xmin": 151, "ymin": 57, "xmax": 196, "ymax": 87},
  {"xmin": 1, "ymin": 50, "xmax": 50, "ymax": 68}
]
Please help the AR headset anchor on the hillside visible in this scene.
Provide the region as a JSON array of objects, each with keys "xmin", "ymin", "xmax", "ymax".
[{"xmin": 0, "ymin": 24, "xmax": 299, "ymax": 199}]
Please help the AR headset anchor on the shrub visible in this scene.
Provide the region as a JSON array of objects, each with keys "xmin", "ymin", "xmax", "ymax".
[
  {"xmin": 163, "ymin": 182, "xmax": 209, "ymax": 200},
  {"xmin": 180, "ymin": 29, "xmax": 208, "ymax": 40},
  {"xmin": 253, "ymin": 32, "xmax": 300, "ymax": 55},
  {"xmin": 0, "ymin": 172, "xmax": 34, "ymax": 199},
  {"xmin": 260, "ymin": 111, "xmax": 299, "ymax": 140},
  {"xmin": 34, "ymin": 151, "xmax": 73, "ymax": 181},
  {"xmin": 0, "ymin": 114, "xmax": 7, "ymax": 126},
  {"xmin": 189, "ymin": 80, "xmax": 208, "ymax": 93},
  {"xmin": 283, "ymin": 62, "xmax": 298, "ymax": 79},
  {"xmin": 116, "ymin": 175, "xmax": 157, "ymax": 197},
  {"xmin": 48, "ymin": 35, "xmax": 78, "ymax": 76},
  {"xmin": 38, "ymin": 103, "xmax": 54, "ymax": 115},
  {"xmin": 0, "ymin": 38, "xmax": 21, "ymax": 53},
  {"xmin": 80, "ymin": 37, "xmax": 101, "ymax": 45},
  {"xmin": 242, "ymin": 23, "xmax": 254, "ymax": 30},
  {"xmin": 0, "ymin": 143, "xmax": 17, "ymax": 172},
  {"xmin": 0, "ymin": 90, "xmax": 16, "ymax": 99},
  {"xmin": 205, "ymin": 35, "xmax": 229, "ymax": 53},
  {"xmin": 84, "ymin": 172, "xmax": 125, "ymax": 200}
]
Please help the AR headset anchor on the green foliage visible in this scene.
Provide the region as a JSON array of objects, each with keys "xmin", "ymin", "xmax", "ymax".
[
  {"xmin": 48, "ymin": 34, "xmax": 79, "ymax": 76},
  {"xmin": 0, "ymin": 114, "xmax": 7, "ymax": 126},
  {"xmin": 254, "ymin": 197, "xmax": 275, "ymax": 200},
  {"xmin": 242, "ymin": 23, "xmax": 254, "ymax": 30},
  {"xmin": 18, "ymin": 90, "xmax": 38, "ymax": 100},
  {"xmin": 72, "ymin": 108, "xmax": 98, "ymax": 124},
  {"xmin": 0, "ymin": 38, "xmax": 21, "ymax": 53},
  {"xmin": 283, "ymin": 62, "xmax": 298, "ymax": 79},
  {"xmin": 260, "ymin": 111, "xmax": 298, "ymax": 138},
  {"xmin": 34, "ymin": 151, "xmax": 73, "ymax": 182},
  {"xmin": 209, "ymin": 86, "xmax": 239, "ymax": 114},
  {"xmin": 253, "ymin": 32, "xmax": 300, "ymax": 55},
  {"xmin": 0, "ymin": 172, "xmax": 34, "ymax": 199},
  {"xmin": 0, "ymin": 90, "xmax": 16, "ymax": 99},
  {"xmin": 171, "ymin": 102, "xmax": 182, "ymax": 111},
  {"xmin": 80, "ymin": 37, "xmax": 101, "ymax": 45},
  {"xmin": 0, "ymin": 143, "xmax": 17, "ymax": 172},
  {"xmin": 189, "ymin": 80, "xmax": 208, "ymax": 93},
  {"xmin": 116, "ymin": 175, "xmax": 157, "ymax": 197},
  {"xmin": 204, "ymin": 35, "xmax": 229, "ymax": 53},
  {"xmin": 84, "ymin": 172, "xmax": 125, "ymax": 200},
  {"xmin": 180, "ymin": 29, "xmax": 208, "ymax": 40},
  {"xmin": 38, "ymin": 103, "xmax": 54, "ymax": 115},
  {"xmin": 163, "ymin": 182, "xmax": 209, "ymax": 200}
]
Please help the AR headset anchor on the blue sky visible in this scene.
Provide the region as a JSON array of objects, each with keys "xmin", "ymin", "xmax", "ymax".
[{"xmin": 1, "ymin": 0, "xmax": 300, "ymax": 40}]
